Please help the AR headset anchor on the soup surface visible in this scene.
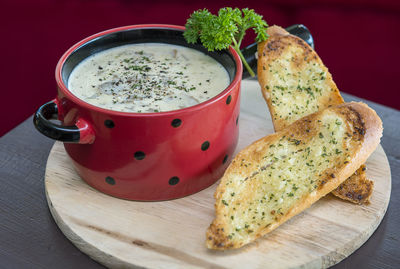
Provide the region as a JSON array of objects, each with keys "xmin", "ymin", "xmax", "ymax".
[{"xmin": 67, "ymin": 43, "xmax": 230, "ymax": 112}]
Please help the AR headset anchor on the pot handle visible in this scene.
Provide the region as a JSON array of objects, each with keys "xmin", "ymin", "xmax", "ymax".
[
  {"xmin": 241, "ymin": 24, "xmax": 314, "ymax": 79},
  {"xmin": 33, "ymin": 100, "xmax": 95, "ymax": 144}
]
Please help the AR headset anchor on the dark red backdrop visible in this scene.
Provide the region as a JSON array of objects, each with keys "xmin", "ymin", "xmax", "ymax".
[{"xmin": 2, "ymin": 0, "xmax": 399, "ymax": 137}]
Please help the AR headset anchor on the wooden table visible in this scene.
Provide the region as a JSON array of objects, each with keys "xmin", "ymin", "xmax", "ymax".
[{"xmin": 1, "ymin": 92, "xmax": 399, "ymax": 269}]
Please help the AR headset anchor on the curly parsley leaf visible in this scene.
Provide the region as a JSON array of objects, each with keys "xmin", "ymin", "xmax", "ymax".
[
  {"xmin": 184, "ymin": 7, "xmax": 269, "ymax": 77},
  {"xmin": 184, "ymin": 9, "xmax": 213, "ymax": 44}
]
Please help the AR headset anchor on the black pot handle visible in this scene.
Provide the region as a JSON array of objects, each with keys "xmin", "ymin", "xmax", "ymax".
[
  {"xmin": 241, "ymin": 24, "xmax": 314, "ymax": 79},
  {"xmin": 33, "ymin": 100, "xmax": 95, "ymax": 144}
]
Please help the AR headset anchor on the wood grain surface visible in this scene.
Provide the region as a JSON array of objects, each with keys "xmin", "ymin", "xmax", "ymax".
[{"xmin": 44, "ymin": 80, "xmax": 391, "ymax": 269}]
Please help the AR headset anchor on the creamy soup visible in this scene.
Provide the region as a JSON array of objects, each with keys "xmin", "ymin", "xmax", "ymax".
[{"xmin": 67, "ymin": 43, "xmax": 230, "ymax": 112}]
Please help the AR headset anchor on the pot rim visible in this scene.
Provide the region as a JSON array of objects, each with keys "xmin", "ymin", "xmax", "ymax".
[{"xmin": 55, "ymin": 24, "xmax": 243, "ymax": 117}]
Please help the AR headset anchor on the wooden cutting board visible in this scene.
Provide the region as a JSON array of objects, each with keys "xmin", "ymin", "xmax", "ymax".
[{"xmin": 45, "ymin": 80, "xmax": 391, "ymax": 269}]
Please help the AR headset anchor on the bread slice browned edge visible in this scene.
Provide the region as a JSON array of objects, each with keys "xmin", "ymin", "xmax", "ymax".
[
  {"xmin": 331, "ymin": 164, "xmax": 373, "ymax": 204},
  {"xmin": 257, "ymin": 26, "xmax": 373, "ymax": 204},
  {"xmin": 206, "ymin": 102, "xmax": 383, "ymax": 250}
]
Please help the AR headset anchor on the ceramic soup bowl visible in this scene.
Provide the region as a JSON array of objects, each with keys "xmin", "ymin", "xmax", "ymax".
[{"xmin": 34, "ymin": 24, "xmax": 242, "ymax": 201}]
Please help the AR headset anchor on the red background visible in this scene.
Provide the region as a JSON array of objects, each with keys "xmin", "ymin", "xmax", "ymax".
[{"xmin": 1, "ymin": 0, "xmax": 399, "ymax": 137}]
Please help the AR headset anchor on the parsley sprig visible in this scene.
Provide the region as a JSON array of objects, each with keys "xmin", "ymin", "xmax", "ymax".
[{"xmin": 184, "ymin": 8, "xmax": 269, "ymax": 77}]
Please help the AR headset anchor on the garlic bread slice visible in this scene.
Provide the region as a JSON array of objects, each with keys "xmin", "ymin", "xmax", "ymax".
[
  {"xmin": 206, "ymin": 102, "xmax": 382, "ymax": 250},
  {"xmin": 257, "ymin": 25, "xmax": 344, "ymax": 131}
]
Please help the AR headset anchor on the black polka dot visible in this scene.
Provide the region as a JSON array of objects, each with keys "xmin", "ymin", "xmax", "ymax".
[
  {"xmin": 169, "ymin": 176, "xmax": 179, "ymax": 185},
  {"xmin": 223, "ymin": 155, "xmax": 228, "ymax": 164},
  {"xmin": 134, "ymin": 151, "xmax": 145, "ymax": 160},
  {"xmin": 104, "ymin": 119, "xmax": 115, "ymax": 128},
  {"xmin": 171, "ymin": 118, "xmax": 182, "ymax": 128},
  {"xmin": 105, "ymin": 176, "xmax": 115, "ymax": 185},
  {"xmin": 236, "ymin": 115, "xmax": 239, "ymax": 125},
  {"xmin": 226, "ymin": 95, "xmax": 232, "ymax": 105},
  {"xmin": 201, "ymin": 141, "xmax": 210, "ymax": 151}
]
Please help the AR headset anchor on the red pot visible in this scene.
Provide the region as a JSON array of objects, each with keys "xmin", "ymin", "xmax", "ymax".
[{"xmin": 34, "ymin": 24, "xmax": 243, "ymax": 201}]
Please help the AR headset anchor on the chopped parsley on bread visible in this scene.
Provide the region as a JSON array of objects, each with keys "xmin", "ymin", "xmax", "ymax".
[
  {"xmin": 206, "ymin": 102, "xmax": 382, "ymax": 250},
  {"xmin": 257, "ymin": 25, "xmax": 373, "ymax": 204}
]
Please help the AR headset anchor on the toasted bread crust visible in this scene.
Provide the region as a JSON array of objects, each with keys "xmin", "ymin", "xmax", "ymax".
[
  {"xmin": 206, "ymin": 102, "xmax": 382, "ymax": 250},
  {"xmin": 332, "ymin": 165, "xmax": 373, "ymax": 204}
]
